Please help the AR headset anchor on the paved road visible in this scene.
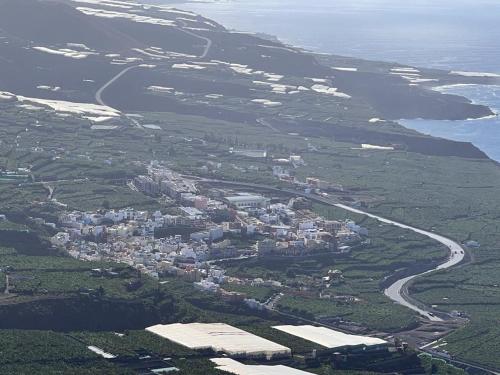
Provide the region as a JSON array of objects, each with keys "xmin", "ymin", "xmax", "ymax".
[
  {"xmin": 95, "ymin": 65, "xmax": 141, "ymax": 108},
  {"xmin": 94, "ymin": 65, "xmax": 145, "ymax": 129},
  {"xmin": 334, "ymin": 203, "xmax": 465, "ymax": 322},
  {"xmin": 193, "ymin": 178, "xmax": 465, "ymax": 321},
  {"xmin": 94, "ymin": 23, "xmax": 212, "ymax": 127},
  {"xmin": 177, "ymin": 20, "xmax": 213, "ymax": 59},
  {"xmin": 93, "ymin": 20, "xmax": 212, "ymax": 131}
]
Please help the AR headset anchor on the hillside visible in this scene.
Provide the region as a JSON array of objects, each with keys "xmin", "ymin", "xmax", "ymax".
[
  {"xmin": 2, "ymin": 1, "xmax": 500, "ymax": 373},
  {"xmin": 0, "ymin": 0, "xmax": 496, "ymax": 159}
]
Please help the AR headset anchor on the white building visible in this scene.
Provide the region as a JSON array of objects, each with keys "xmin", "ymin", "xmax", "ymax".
[
  {"xmin": 273, "ymin": 325, "xmax": 387, "ymax": 350},
  {"xmin": 211, "ymin": 358, "xmax": 313, "ymax": 375},
  {"xmin": 298, "ymin": 221, "xmax": 315, "ymax": 231},
  {"xmin": 194, "ymin": 280, "xmax": 220, "ymax": 293},
  {"xmin": 225, "ymin": 195, "xmax": 270, "ymax": 209},
  {"xmin": 51, "ymin": 232, "xmax": 70, "ymax": 246},
  {"xmin": 146, "ymin": 323, "xmax": 291, "ymax": 359}
]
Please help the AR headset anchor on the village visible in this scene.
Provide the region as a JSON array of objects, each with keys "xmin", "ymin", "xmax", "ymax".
[{"xmin": 50, "ymin": 163, "xmax": 369, "ymax": 306}]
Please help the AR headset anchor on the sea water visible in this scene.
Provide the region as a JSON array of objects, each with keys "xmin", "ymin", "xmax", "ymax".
[
  {"xmin": 169, "ymin": 0, "xmax": 500, "ymax": 160},
  {"xmin": 401, "ymin": 85, "xmax": 500, "ymax": 161}
]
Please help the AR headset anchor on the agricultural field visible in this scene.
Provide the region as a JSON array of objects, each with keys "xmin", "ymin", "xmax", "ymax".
[
  {"xmin": 52, "ymin": 181, "xmax": 158, "ymax": 212},
  {"xmin": 1, "ymin": 69, "xmax": 500, "ymax": 369},
  {"xmin": 0, "ymin": 330, "xmax": 120, "ymax": 374},
  {"xmin": 216, "ymin": 204, "xmax": 448, "ymax": 332}
]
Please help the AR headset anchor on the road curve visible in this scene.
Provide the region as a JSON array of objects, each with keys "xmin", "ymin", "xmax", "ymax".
[
  {"xmin": 94, "ymin": 23, "xmax": 212, "ymax": 116},
  {"xmin": 334, "ymin": 204, "xmax": 465, "ymax": 322},
  {"xmin": 95, "ymin": 65, "xmax": 141, "ymax": 108},
  {"xmin": 177, "ymin": 20, "xmax": 213, "ymax": 59},
  {"xmin": 95, "ymin": 21, "xmax": 212, "ymax": 113},
  {"xmin": 192, "ymin": 177, "xmax": 466, "ymax": 321}
]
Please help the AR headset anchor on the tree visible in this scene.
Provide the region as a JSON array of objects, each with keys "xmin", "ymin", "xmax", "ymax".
[{"xmin": 97, "ymin": 286, "xmax": 105, "ymax": 298}]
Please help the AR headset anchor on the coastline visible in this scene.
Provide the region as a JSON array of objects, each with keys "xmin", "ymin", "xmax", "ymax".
[
  {"xmin": 167, "ymin": 0, "xmax": 500, "ymax": 161},
  {"xmin": 402, "ymin": 84, "xmax": 500, "ymax": 161}
]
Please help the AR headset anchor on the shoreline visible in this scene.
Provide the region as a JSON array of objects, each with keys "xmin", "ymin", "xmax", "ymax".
[
  {"xmin": 167, "ymin": 0, "xmax": 500, "ymax": 160},
  {"xmin": 402, "ymin": 84, "xmax": 500, "ymax": 161}
]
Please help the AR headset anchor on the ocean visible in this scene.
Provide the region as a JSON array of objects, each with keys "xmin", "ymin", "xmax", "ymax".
[{"xmin": 168, "ymin": 0, "xmax": 500, "ymax": 161}]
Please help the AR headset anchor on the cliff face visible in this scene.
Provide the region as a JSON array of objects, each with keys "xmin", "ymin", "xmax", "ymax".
[
  {"xmin": 272, "ymin": 119, "xmax": 489, "ymax": 159},
  {"xmin": 332, "ymin": 71, "xmax": 494, "ymax": 121},
  {"xmin": 0, "ymin": 0, "xmax": 494, "ymax": 162},
  {"xmin": 0, "ymin": 297, "xmax": 176, "ymax": 330}
]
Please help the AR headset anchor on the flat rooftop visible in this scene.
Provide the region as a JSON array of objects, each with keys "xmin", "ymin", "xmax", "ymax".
[
  {"xmin": 211, "ymin": 358, "xmax": 313, "ymax": 375},
  {"xmin": 225, "ymin": 195, "xmax": 268, "ymax": 202},
  {"xmin": 146, "ymin": 323, "xmax": 291, "ymax": 359},
  {"xmin": 180, "ymin": 207, "xmax": 203, "ymax": 216},
  {"xmin": 273, "ymin": 325, "xmax": 387, "ymax": 349}
]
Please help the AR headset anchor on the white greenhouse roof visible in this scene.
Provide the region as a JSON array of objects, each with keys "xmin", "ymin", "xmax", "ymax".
[
  {"xmin": 273, "ymin": 325, "xmax": 387, "ymax": 349},
  {"xmin": 211, "ymin": 358, "xmax": 313, "ymax": 375},
  {"xmin": 146, "ymin": 323, "xmax": 291, "ymax": 359}
]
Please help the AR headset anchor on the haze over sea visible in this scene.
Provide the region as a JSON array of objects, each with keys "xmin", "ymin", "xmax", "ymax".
[{"xmin": 167, "ymin": 0, "xmax": 500, "ymax": 161}]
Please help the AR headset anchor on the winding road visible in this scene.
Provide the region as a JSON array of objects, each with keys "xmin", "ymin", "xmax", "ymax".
[
  {"xmin": 177, "ymin": 20, "xmax": 213, "ymax": 59},
  {"xmin": 95, "ymin": 65, "xmax": 141, "ymax": 108},
  {"xmin": 192, "ymin": 178, "xmax": 466, "ymax": 321},
  {"xmin": 93, "ymin": 17, "xmax": 464, "ymax": 322},
  {"xmin": 334, "ymin": 203, "xmax": 465, "ymax": 322},
  {"xmin": 95, "ymin": 20, "xmax": 213, "ymax": 108},
  {"xmin": 94, "ymin": 23, "xmax": 213, "ymax": 127},
  {"xmin": 95, "ymin": 66, "xmax": 145, "ymax": 129}
]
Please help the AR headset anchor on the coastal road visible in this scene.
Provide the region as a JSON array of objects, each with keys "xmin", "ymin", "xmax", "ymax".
[{"xmin": 192, "ymin": 177, "xmax": 465, "ymax": 321}]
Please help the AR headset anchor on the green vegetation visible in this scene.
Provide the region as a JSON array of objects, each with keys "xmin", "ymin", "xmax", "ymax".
[
  {"xmin": 0, "ymin": 27, "xmax": 499, "ymax": 370},
  {"xmin": 72, "ymin": 330, "xmax": 196, "ymax": 358},
  {"xmin": 0, "ymin": 330, "xmax": 123, "ymax": 374},
  {"xmin": 53, "ymin": 181, "xmax": 158, "ymax": 211},
  {"xmin": 2, "ymin": 0, "xmax": 499, "ymax": 371},
  {"xmin": 418, "ymin": 354, "xmax": 466, "ymax": 375},
  {"xmin": 223, "ymin": 283, "xmax": 275, "ymax": 302},
  {"xmin": 0, "ymin": 329, "xmax": 230, "ymax": 374},
  {"xmin": 0, "ymin": 220, "xmax": 28, "ymax": 231},
  {"xmin": 0, "ymin": 245, "xmax": 154, "ymax": 299},
  {"xmin": 218, "ymin": 204, "xmax": 448, "ymax": 332}
]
